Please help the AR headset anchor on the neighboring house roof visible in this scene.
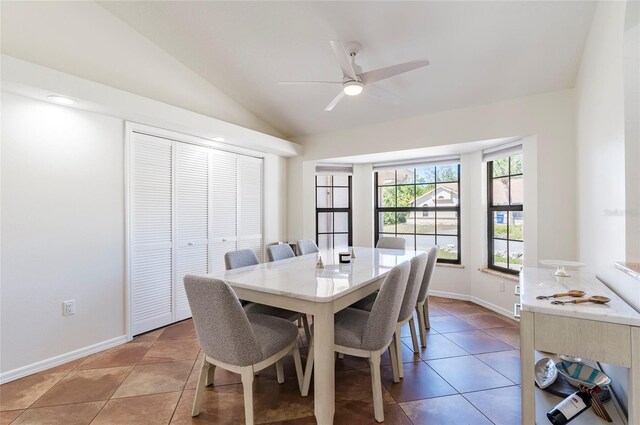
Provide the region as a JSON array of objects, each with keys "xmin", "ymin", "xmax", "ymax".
[
  {"xmin": 378, "ymin": 169, "xmax": 416, "ymax": 185},
  {"xmin": 413, "ymin": 186, "xmax": 459, "ymax": 206},
  {"xmin": 491, "ymin": 176, "xmax": 523, "ymax": 205}
]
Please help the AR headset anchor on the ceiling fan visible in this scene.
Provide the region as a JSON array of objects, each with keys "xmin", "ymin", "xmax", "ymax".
[{"xmin": 279, "ymin": 41, "xmax": 429, "ymax": 111}]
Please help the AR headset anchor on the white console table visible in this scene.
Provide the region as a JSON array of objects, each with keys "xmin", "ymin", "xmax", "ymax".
[{"xmin": 519, "ymin": 267, "xmax": 640, "ymax": 424}]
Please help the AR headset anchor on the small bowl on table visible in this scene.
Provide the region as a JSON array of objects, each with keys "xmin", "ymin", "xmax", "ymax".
[{"xmin": 555, "ymin": 361, "xmax": 611, "ymax": 388}]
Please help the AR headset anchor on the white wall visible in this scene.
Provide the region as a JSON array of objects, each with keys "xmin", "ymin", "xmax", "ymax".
[
  {"xmin": 0, "ymin": 1, "xmax": 282, "ymax": 138},
  {"xmin": 1, "ymin": 93, "xmax": 126, "ymax": 373},
  {"xmin": 288, "ymin": 89, "xmax": 574, "ymax": 314},
  {"xmin": 0, "ymin": 94, "xmax": 291, "ymax": 380},
  {"xmin": 574, "ymin": 1, "xmax": 638, "ymax": 415}
]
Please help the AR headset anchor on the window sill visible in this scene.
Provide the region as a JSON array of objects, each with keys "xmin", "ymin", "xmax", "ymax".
[
  {"xmin": 479, "ymin": 268, "xmax": 519, "ymax": 282},
  {"xmin": 437, "ymin": 263, "xmax": 465, "ymax": 269}
]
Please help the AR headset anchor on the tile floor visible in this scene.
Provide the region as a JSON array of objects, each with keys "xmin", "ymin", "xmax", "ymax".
[{"xmin": 0, "ymin": 297, "xmax": 521, "ymax": 424}]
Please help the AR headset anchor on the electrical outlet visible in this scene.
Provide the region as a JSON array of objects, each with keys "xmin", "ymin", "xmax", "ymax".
[{"xmin": 63, "ymin": 300, "xmax": 75, "ymax": 316}]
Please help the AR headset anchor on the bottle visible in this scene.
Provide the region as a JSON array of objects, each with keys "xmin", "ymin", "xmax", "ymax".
[{"xmin": 547, "ymin": 386, "xmax": 597, "ymax": 424}]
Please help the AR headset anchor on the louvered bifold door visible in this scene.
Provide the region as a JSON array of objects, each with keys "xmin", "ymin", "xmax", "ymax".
[
  {"xmin": 130, "ymin": 133, "xmax": 174, "ymax": 335},
  {"xmin": 174, "ymin": 143, "xmax": 209, "ymax": 322},
  {"xmin": 210, "ymin": 151, "xmax": 238, "ymax": 272},
  {"xmin": 237, "ymin": 156, "xmax": 264, "ymax": 260}
]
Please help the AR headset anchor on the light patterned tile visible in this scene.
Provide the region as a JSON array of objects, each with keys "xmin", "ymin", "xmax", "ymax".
[
  {"xmin": 92, "ymin": 392, "xmax": 180, "ymax": 425},
  {"xmin": 0, "ymin": 373, "xmax": 66, "ymax": 411},
  {"xmin": 11, "ymin": 401, "xmax": 104, "ymax": 425}
]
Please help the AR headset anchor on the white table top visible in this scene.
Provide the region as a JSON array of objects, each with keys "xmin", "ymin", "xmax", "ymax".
[
  {"xmin": 205, "ymin": 246, "xmax": 420, "ymax": 303},
  {"xmin": 520, "ymin": 267, "xmax": 640, "ymax": 327}
]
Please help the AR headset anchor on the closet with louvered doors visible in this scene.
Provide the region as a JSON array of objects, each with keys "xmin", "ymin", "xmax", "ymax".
[{"xmin": 128, "ymin": 128, "xmax": 263, "ymax": 336}]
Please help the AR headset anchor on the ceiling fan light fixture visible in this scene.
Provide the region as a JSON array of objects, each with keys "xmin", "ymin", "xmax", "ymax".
[{"xmin": 343, "ymin": 80, "xmax": 363, "ymax": 96}]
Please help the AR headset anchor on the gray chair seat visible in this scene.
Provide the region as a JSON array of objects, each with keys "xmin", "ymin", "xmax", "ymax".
[
  {"xmin": 249, "ymin": 313, "xmax": 299, "ymax": 360},
  {"xmin": 334, "ymin": 307, "xmax": 370, "ymax": 349},
  {"xmin": 309, "ymin": 308, "xmax": 370, "ymax": 349},
  {"xmin": 245, "ymin": 303, "xmax": 301, "ymax": 322},
  {"xmin": 349, "ymin": 293, "xmax": 376, "ymax": 312}
]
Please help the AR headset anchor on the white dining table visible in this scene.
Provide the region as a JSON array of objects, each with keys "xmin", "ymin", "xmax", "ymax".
[{"xmin": 203, "ymin": 246, "xmax": 421, "ymax": 424}]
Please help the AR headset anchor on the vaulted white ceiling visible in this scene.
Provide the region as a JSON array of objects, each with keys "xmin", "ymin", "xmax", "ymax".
[{"xmin": 101, "ymin": 2, "xmax": 594, "ymax": 138}]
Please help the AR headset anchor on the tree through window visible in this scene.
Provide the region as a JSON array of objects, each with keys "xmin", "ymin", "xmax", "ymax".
[{"xmin": 374, "ymin": 164, "xmax": 461, "ymax": 263}]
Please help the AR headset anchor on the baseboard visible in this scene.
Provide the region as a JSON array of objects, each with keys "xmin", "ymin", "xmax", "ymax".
[
  {"xmin": 429, "ymin": 290, "xmax": 514, "ymax": 319},
  {"xmin": 469, "ymin": 296, "xmax": 515, "ymax": 319},
  {"xmin": 0, "ymin": 335, "xmax": 127, "ymax": 384},
  {"xmin": 428, "ymin": 290, "xmax": 470, "ymax": 302}
]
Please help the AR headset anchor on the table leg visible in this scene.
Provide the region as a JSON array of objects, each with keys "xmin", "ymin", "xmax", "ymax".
[
  {"xmin": 520, "ymin": 311, "xmax": 535, "ymax": 425},
  {"xmin": 314, "ymin": 302, "xmax": 335, "ymax": 425},
  {"xmin": 629, "ymin": 327, "xmax": 640, "ymax": 425}
]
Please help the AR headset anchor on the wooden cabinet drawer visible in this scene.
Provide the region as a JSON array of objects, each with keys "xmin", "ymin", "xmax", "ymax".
[{"xmin": 534, "ymin": 313, "xmax": 631, "ymax": 367}]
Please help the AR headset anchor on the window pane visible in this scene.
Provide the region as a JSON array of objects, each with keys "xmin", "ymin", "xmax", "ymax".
[
  {"xmin": 509, "ymin": 211, "xmax": 524, "ymax": 241},
  {"xmin": 399, "ymin": 235, "xmax": 415, "ymax": 251},
  {"xmin": 415, "ymin": 184, "xmax": 435, "ymax": 207},
  {"xmin": 318, "ymin": 234, "xmax": 332, "ymax": 251},
  {"xmin": 318, "ymin": 212, "xmax": 333, "ymax": 233},
  {"xmin": 397, "ymin": 211, "xmax": 414, "ymax": 234},
  {"xmin": 510, "ymin": 154, "xmax": 523, "ymax": 174},
  {"xmin": 493, "ymin": 211, "xmax": 508, "ymax": 239},
  {"xmin": 437, "ymin": 236, "xmax": 458, "ymax": 260},
  {"xmin": 334, "ymin": 187, "xmax": 349, "ymax": 208},
  {"xmin": 397, "ymin": 185, "xmax": 415, "ymax": 207},
  {"xmin": 377, "ymin": 170, "xmax": 395, "ymax": 186},
  {"xmin": 379, "ymin": 212, "xmax": 396, "ymax": 233},
  {"xmin": 492, "ymin": 158, "xmax": 509, "ymax": 177},
  {"xmin": 333, "ymin": 175, "xmax": 349, "ymax": 186},
  {"xmin": 436, "ymin": 211, "xmax": 458, "ymax": 235},
  {"xmin": 509, "ymin": 241, "xmax": 524, "ymax": 271},
  {"xmin": 379, "ymin": 186, "xmax": 396, "ymax": 207},
  {"xmin": 437, "ymin": 165, "xmax": 458, "ymax": 182},
  {"xmin": 493, "ymin": 239, "xmax": 508, "ymax": 269},
  {"xmin": 415, "ymin": 210, "xmax": 435, "ymax": 234},
  {"xmin": 317, "ymin": 187, "xmax": 332, "ymax": 208},
  {"xmin": 435, "ymin": 183, "xmax": 459, "ymax": 207},
  {"xmin": 417, "ymin": 235, "xmax": 436, "ymax": 252},
  {"xmin": 491, "ymin": 178, "xmax": 509, "ymax": 206},
  {"xmin": 396, "ymin": 168, "xmax": 414, "ymax": 185},
  {"xmin": 334, "ymin": 212, "xmax": 349, "ymax": 233},
  {"xmin": 316, "ymin": 175, "xmax": 331, "ymax": 186},
  {"xmin": 334, "ymin": 234, "xmax": 349, "ymax": 251},
  {"xmin": 510, "ymin": 175, "xmax": 523, "ymax": 205},
  {"xmin": 416, "ymin": 166, "xmax": 436, "ymax": 184},
  {"xmin": 396, "ymin": 212, "xmax": 410, "ymax": 233}
]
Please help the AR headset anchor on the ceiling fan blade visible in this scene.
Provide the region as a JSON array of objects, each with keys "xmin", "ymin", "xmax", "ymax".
[
  {"xmin": 330, "ymin": 40, "xmax": 357, "ymax": 80},
  {"xmin": 360, "ymin": 60, "xmax": 430, "ymax": 84},
  {"xmin": 279, "ymin": 81, "xmax": 342, "ymax": 85},
  {"xmin": 365, "ymin": 84, "xmax": 400, "ymax": 104},
  {"xmin": 324, "ymin": 90, "xmax": 346, "ymax": 112}
]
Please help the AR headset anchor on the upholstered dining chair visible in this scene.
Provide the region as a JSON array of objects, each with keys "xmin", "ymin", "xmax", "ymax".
[
  {"xmin": 376, "ymin": 236, "xmax": 406, "ymax": 250},
  {"xmin": 351, "ymin": 253, "xmax": 428, "ymax": 379},
  {"xmin": 415, "ymin": 245, "xmax": 440, "ymax": 347},
  {"xmin": 184, "ymin": 276, "xmax": 304, "ymax": 425},
  {"xmin": 301, "ymin": 261, "xmax": 411, "ymax": 422},
  {"xmin": 295, "ymin": 239, "xmax": 319, "ymax": 255},
  {"xmin": 224, "ymin": 249, "xmax": 311, "ymax": 343},
  {"xmin": 266, "ymin": 244, "xmax": 296, "ymax": 262}
]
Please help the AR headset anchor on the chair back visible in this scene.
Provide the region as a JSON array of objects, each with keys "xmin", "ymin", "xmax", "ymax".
[
  {"xmin": 224, "ymin": 249, "xmax": 259, "ymax": 270},
  {"xmin": 267, "ymin": 244, "xmax": 295, "ymax": 262},
  {"xmin": 296, "ymin": 239, "xmax": 319, "ymax": 255},
  {"xmin": 398, "ymin": 253, "xmax": 428, "ymax": 322},
  {"xmin": 184, "ymin": 275, "xmax": 262, "ymax": 366},
  {"xmin": 361, "ymin": 261, "xmax": 411, "ymax": 351},
  {"xmin": 376, "ymin": 237, "xmax": 406, "ymax": 250},
  {"xmin": 417, "ymin": 245, "xmax": 440, "ymax": 303}
]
